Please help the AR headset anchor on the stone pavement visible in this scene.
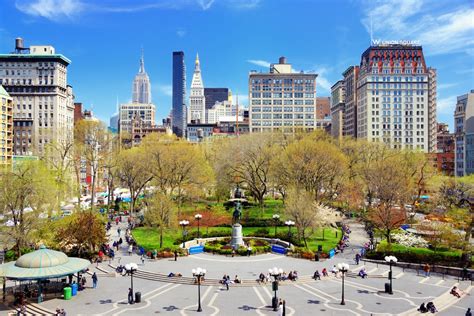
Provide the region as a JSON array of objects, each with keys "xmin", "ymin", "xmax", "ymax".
[{"xmin": 2, "ymin": 218, "xmax": 472, "ymax": 315}]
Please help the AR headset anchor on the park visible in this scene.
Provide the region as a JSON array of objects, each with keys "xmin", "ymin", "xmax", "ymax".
[{"xmin": 0, "ymin": 131, "xmax": 473, "ymax": 315}]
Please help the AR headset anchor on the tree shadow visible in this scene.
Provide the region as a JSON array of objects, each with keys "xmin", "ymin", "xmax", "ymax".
[{"xmin": 99, "ymin": 299, "xmax": 113, "ymax": 304}]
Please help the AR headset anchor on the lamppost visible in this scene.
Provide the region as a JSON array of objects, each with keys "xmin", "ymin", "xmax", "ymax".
[
  {"xmin": 125, "ymin": 262, "xmax": 138, "ymax": 304},
  {"xmin": 337, "ymin": 263, "xmax": 349, "ymax": 305},
  {"xmin": 285, "ymin": 220, "xmax": 295, "ymax": 243},
  {"xmin": 192, "ymin": 267, "xmax": 207, "ymax": 312},
  {"xmin": 385, "ymin": 255, "xmax": 397, "ymax": 295},
  {"xmin": 268, "ymin": 267, "xmax": 283, "ymax": 311},
  {"xmin": 179, "ymin": 220, "xmax": 190, "ymax": 248},
  {"xmin": 194, "ymin": 214, "xmax": 202, "ymax": 238},
  {"xmin": 272, "ymin": 214, "xmax": 280, "ymax": 237}
]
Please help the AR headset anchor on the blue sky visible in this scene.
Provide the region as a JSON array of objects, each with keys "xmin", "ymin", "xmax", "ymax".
[{"xmin": 0, "ymin": 0, "xmax": 473, "ymax": 129}]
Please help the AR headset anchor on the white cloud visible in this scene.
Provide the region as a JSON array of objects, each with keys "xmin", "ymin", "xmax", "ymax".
[
  {"xmin": 158, "ymin": 84, "xmax": 173, "ymax": 97},
  {"xmin": 361, "ymin": 0, "xmax": 474, "ymax": 56},
  {"xmin": 437, "ymin": 95, "xmax": 457, "ymax": 115},
  {"xmin": 176, "ymin": 29, "xmax": 186, "ymax": 37},
  {"xmin": 247, "ymin": 59, "xmax": 271, "ymax": 68},
  {"xmin": 438, "ymin": 83, "xmax": 457, "ymax": 90},
  {"xmin": 310, "ymin": 66, "xmax": 332, "ymax": 93},
  {"xmin": 197, "ymin": 0, "xmax": 215, "ymax": 10},
  {"xmin": 16, "ymin": 0, "xmax": 84, "ymax": 20},
  {"xmin": 226, "ymin": 0, "xmax": 261, "ymax": 9}
]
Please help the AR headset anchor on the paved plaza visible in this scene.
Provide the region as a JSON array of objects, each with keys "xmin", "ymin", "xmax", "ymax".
[{"xmin": 1, "ymin": 220, "xmax": 472, "ymax": 315}]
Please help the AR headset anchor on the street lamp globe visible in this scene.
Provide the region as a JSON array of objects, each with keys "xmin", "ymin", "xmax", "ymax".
[
  {"xmin": 337, "ymin": 263, "xmax": 350, "ymax": 271},
  {"xmin": 385, "ymin": 255, "xmax": 398, "ymax": 263},
  {"xmin": 284, "ymin": 220, "xmax": 295, "ymax": 227},
  {"xmin": 272, "ymin": 214, "xmax": 280, "ymax": 220},
  {"xmin": 179, "ymin": 220, "xmax": 190, "ymax": 226},
  {"xmin": 192, "ymin": 267, "xmax": 207, "ymax": 312},
  {"xmin": 194, "ymin": 214, "xmax": 202, "ymax": 220}
]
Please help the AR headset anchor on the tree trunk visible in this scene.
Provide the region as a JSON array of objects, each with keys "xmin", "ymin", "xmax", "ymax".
[
  {"xmin": 159, "ymin": 226, "xmax": 163, "ymax": 248},
  {"xmin": 322, "ymin": 228, "xmax": 325, "ymax": 241},
  {"xmin": 302, "ymin": 229, "xmax": 308, "ymax": 249},
  {"xmin": 386, "ymin": 229, "xmax": 391, "ymax": 244}
]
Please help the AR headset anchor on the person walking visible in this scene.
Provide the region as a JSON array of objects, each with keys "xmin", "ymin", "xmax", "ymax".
[
  {"xmin": 174, "ymin": 250, "xmax": 178, "ymax": 262},
  {"xmin": 224, "ymin": 276, "xmax": 230, "ymax": 291},
  {"xmin": 277, "ymin": 300, "xmax": 283, "ymax": 316},
  {"xmin": 466, "ymin": 307, "xmax": 472, "ymax": 316},
  {"xmin": 355, "ymin": 253, "xmax": 361, "ymax": 265},
  {"xmin": 117, "ymin": 228, "xmax": 121, "ymax": 237},
  {"xmin": 462, "ymin": 266, "xmax": 469, "ymax": 281},
  {"xmin": 128, "ymin": 245, "xmax": 133, "ymax": 256},
  {"xmin": 128, "ymin": 288, "xmax": 134, "ymax": 304},
  {"xmin": 283, "ymin": 300, "xmax": 286, "ymax": 316},
  {"xmin": 423, "ymin": 263, "xmax": 431, "ymax": 277},
  {"xmin": 92, "ymin": 272, "xmax": 98, "ymax": 289},
  {"xmin": 247, "ymin": 245, "xmax": 252, "ymax": 257}
]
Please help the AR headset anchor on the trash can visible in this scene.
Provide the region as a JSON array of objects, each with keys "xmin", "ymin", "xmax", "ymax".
[
  {"xmin": 71, "ymin": 283, "xmax": 78, "ymax": 296},
  {"xmin": 135, "ymin": 291, "xmax": 141, "ymax": 303},
  {"xmin": 384, "ymin": 283, "xmax": 391, "ymax": 293},
  {"xmin": 314, "ymin": 253, "xmax": 319, "ymax": 261},
  {"xmin": 63, "ymin": 287, "xmax": 72, "ymax": 300}
]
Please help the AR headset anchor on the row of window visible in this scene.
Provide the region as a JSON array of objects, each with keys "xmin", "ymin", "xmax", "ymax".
[
  {"xmin": 251, "ymin": 79, "xmax": 314, "ymax": 84},
  {"xmin": 252, "ymin": 106, "xmax": 315, "ymax": 113},
  {"xmin": 251, "ymin": 92, "xmax": 315, "ymax": 98},
  {"xmin": 252, "ymin": 99, "xmax": 314, "ymax": 106},
  {"xmin": 252, "ymin": 120, "xmax": 315, "ymax": 126},
  {"xmin": 252, "ymin": 114, "xmax": 315, "ymax": 119}
]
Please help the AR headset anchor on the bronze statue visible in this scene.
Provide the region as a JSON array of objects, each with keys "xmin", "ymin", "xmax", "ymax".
[{"xmin": 232, "ymin": 202, "xmax": 242, "ymax": 225}]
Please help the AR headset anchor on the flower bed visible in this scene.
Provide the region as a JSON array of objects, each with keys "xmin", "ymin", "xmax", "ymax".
[{"xmin": 203, "ymin": 238, "xmax": 271, "ymax": 255}]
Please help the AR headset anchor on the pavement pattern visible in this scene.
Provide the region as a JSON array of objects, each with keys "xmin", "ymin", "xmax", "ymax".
[{"xmin": 1, "ymin": 218, "xmax": 472, "ymax": 315}]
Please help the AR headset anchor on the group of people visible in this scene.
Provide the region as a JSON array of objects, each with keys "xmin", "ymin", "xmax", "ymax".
[
  {"xmin": 417, "ymin": 302, "xmax": 437, "ymax": 314},
  {"xmin": 337, "ymin": 224, "xmax": 351, "ymax": 253},
  {"xmin": 55, "ymin": 307, "xmax": 67, "ymax": 316}
]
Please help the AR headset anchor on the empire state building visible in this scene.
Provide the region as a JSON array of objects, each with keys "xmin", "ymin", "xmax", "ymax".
[{"xmin": 132, "ymin": 52, "xmax": 151, "ymax": 104}]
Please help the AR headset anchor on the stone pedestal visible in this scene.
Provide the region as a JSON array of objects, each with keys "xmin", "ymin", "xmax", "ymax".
[{"xmin": 231, "ymin": 224, "xmax": 244, "ymax": 249}]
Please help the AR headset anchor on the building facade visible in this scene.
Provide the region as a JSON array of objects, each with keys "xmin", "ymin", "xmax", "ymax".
[
  {"xmin": 330, "ymin": 80, "xmax": 345, "ymax": 139},
  {"xmin": 356, "ymin": 44, "xmax": 436, "ymax": 152},
  {"xmin": 206, "ymin": 100, "xmax": 244, "ymax": 124},
  {"xmin": 132, "ymin": 52, "xmax": 151, "ymax": 104},
  {"xmin": 119, "ymin": 103, "xmax": 156, "ymax": 134},
  {"xmin": 172, "ymin": 51, "xmax": 187, "ymax": 137},
  {"xmin": 189, "ymin": 54, "xmax": 206, "ymax": 123},
  {"xmin": 454, "ymin": 90, "xmax": 474, "ymax": 177},
  {"xmin": 431, "ymin": 123, "xmax": 455, "ymax": 176},
  {"xmin": 0, "ymin": 85, "xmax": 13, "ymax": 165},
  {"xmin": 0, "ymin": 38, "xmax": 75, "ymax": 156},
  {"xmin": 342, "ymin": 66, "xmax": 359, "ymax": 138},
  {"xmin": 204, "ymin": 88, "xmax": 229, "ymax": 110},
  {"xmin": 316, "ymin": 96, "xmax": 331, "ymax": 120},
  {"xmin": 249, "ymin": 57, "xmax": 318, "ymax": 133}
]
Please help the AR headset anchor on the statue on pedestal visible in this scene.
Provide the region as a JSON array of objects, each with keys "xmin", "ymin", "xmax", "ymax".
[{"xmin": 232, "ymin": 202, "xmax": 242, "ymax": 225}]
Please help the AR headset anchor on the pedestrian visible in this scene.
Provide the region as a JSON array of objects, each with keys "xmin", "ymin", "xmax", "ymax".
[
  {"xmin": 313, "ymin": 270, "xmax": 321, "ymax": 280},
  {"xmin": 466, "ymin": 307, "xmax": 472, "ymax": 316},
  {"xmin": 92, "ymin": 272, "xmax": 98, "ymax": 289},
  {"xmin": 277, "ymin": 300, "xmax": 283, "ymax": 316},
  {"xmin": 224, "ymin": 276, "xmax": 229, "ymax": 290},
  {"xmin": 462, "ymin": 266, "xmax": 469, "ymax": 281},
  {"xmin": 247, "ymin": 245, "xmax": 252, "ymax": 257},
  {"xmin": 141, "ymin": 255, "xmax": 145, "ymax": 265},
  {"xmin": 128, "ymin": 288, "xmax": 134, "ymax": 304},
  {"xmin": 283, "ymin": 299, "xmax": 286, "ymax": 316},
  {"xmin": 423, "ymin": 263, "xmax": 430, "ymax": 277},
  {"xmin": 355, "ymin": 253, "xmax": 360, "ymax": 265},
  {"xmin": 128, "ymin": 245, "xmax": 133, "ymax": 256},
  {"xmin": 117, "ymin": 228, "xmax": 121, "ymax": 236},
  {"xmin": 174, "ymin": 250, "xmax": 178, "ymax": 261}
]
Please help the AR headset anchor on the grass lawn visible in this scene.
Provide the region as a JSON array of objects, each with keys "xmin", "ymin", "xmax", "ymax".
[{"xmin": 132, "ymin": 225, "xmax": 341, "ymax": 253}]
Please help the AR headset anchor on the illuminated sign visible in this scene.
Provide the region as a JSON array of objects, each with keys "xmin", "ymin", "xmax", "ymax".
[{"xmin": 372, "ymin": 39, "xmax": 421, "ymax": 46}]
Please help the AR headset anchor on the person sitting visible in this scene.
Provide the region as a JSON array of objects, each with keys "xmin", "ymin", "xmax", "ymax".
[
  {"xmin": 234, "ymin": 275, "xmax": 241, "ymax": 284},
  {"xmin": 313, "ymin": 270, "xmax": 321, "ymax": 280},
  {"xmin": 426, "ymin": 301, "xmax": 437, "ymax": 313},
  {"xmin": 281, "ymin": 272, "xmax": 287, "ymax": 281},
  {"xmin": 450, "ymin": 286, "xmax": 462, "ymax": 298},
  {"xmin": 417, "ymin": 302, "xmax": 428, "ymax": 313},
  {"xmin": 322, "ymin": 268, "xmax": 329, "ymax": 277},
  {"xmin": 331, "ymin": 265, "xmax": 339, "ymax": 277},
  {"xmin": 167, "ymin": 272, "xmax": 182, "ymax": 277},
  {"xmin": 288, "ymin": 271, "xmax": 294, "ymax": 281},
  {"xmin": 358, "ymin": 268, "xmax": 368, "ymax": 279},
  {"xmin": 258, "ymin": 273, "xmax": 266, "ymax": 283},
  {"xmin": 292, "ymin": 271, "xmax": 298, "ymax": 281}
]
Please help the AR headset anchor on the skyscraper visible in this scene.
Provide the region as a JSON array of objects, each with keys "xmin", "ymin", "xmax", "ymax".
[
  {"xmin": 204, "ymin": 88, "xmax": 229, "ymax": 110},
  {"xmin": 342, "ymin": 66, "xmax": 359, "ymax": 137},
  {"xmin": 454, "ymin": 90, "xmax": 474, "ymax": 176},
  {"xmin": 0, "ymin": 38, "xmax": 75, "ymax": 156},
  {"xmin": 355, "ymin": 44, "xmax": 437, "ymax": 152},
  {"xmin": 249, "ymin": 57, "xmax": 318, "ymax": 133},
  {"xmin": 132, "ymin": 51, "xmax": 151, "ymax": 104},
  {"xmin": 172, "ymin": 51, "xmax": 186, "ymax": 137},
  {"xmin": 330, "ymin": 80, "xmax": 345, "ymax": 139},
  {"xmin": 189, "ymin": 53, "xmax": 206, "ymax": 123}
]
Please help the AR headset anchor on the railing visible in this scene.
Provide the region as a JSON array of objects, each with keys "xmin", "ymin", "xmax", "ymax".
[{"xmin": 362, "ymin": 258, "xmax": 473, "ymax": 284}]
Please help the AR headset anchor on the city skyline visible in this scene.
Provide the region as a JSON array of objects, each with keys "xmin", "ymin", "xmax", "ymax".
[{"xmin": 1, "ymin": 0, "xmax": 473, "ymax": 128}]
